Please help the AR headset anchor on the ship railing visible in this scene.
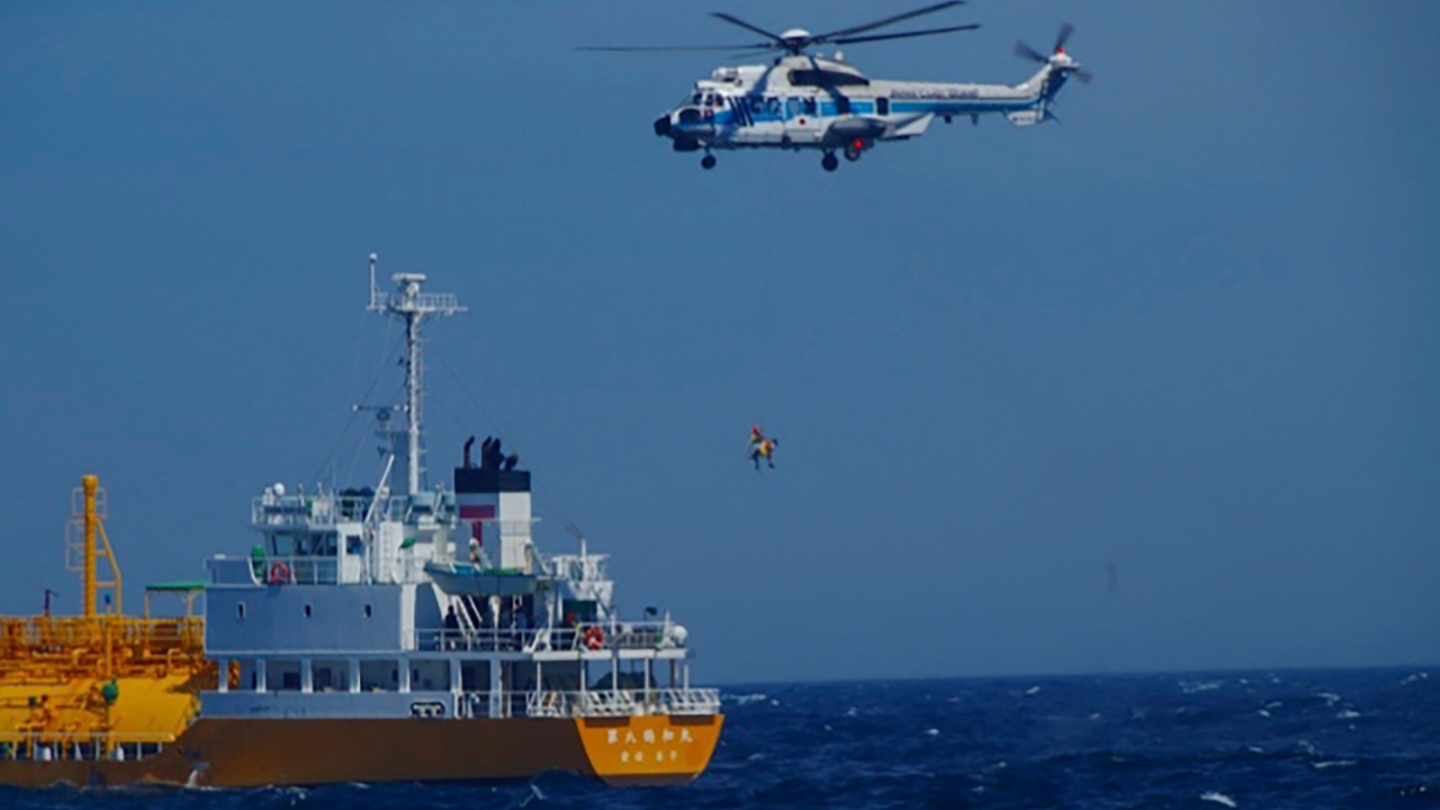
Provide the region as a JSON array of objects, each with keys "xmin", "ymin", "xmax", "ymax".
[
  {"xmin": 0, "ymin": 731, "xmax": 176, "ymax": 762},
  {"xmin": 252, "ymin": 494, "xmax": 410, "ymax": 528},
  {"xmin": 410, "ymin": 628, "xmax": 538, "ymax": 653},
  {"xmin": 408, "ymin": 621, "xmax": 682, "ymax": 653},
  {"xmin": 0, "ymin": 616, "xmax": 204, "ymax": 657},
  {"xmin": 454, "ymin": 691, "xmax": 529, "ymax": 719},
  {"xmin": 522, "ymin": 688, "xmax": 721, "ymax": 718},
  {"xmin": 230, "ymin": 555, "xmax": 341, "ymax": 586}
]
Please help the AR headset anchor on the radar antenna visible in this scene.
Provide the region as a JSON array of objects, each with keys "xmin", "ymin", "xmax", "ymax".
[{"xmin": 366, "ymin": 253, "xmax": 467, "ymax": 496}]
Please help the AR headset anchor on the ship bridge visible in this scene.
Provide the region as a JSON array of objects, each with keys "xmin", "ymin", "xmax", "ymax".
[{"xmin": 198, "ymin": 259, "xmax": 718, "ymax": 727}]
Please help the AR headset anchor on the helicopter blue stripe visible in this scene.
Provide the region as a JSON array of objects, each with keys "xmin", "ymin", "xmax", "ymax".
[{"xmin": 891, "ymin": 98, "xmax": 1039, "ymax": 114}]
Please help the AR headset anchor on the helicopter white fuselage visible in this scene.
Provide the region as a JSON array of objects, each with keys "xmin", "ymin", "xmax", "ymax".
[{"xmin": 654, "ymin": 54, "xmax": 1076, "ymax": 163}]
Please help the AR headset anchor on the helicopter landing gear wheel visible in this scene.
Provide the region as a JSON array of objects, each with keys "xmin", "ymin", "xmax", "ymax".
[
  {"xmin": 822, "ymin": 152, "xmax": 839, "ymax": 172},
  {"xmin": 701, "ymin": 154, "xmax": 716, "ymax": 170},
  {"xmin": 844, "ymin": 143, "xmax": 863, "ymax": 162}
]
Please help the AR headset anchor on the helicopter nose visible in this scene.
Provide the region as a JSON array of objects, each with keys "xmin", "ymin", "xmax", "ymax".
[{"xmin": 653, "ymin": 115, "xmax": 672, "ymax": 137}]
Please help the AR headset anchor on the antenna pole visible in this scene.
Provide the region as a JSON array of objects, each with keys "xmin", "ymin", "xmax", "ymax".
[
  {"xmin": 404, "ymin": 295, "xmax": 423, "ymax": 495},
  {"xmin": 366, "ymin": 254, "xmax": 466, "ymax": 496}
]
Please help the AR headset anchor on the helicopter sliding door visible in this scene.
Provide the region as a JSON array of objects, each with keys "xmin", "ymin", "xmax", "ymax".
[{"xmin": 784, "ymin": 96, "xmax": 823, "ymax": 147}]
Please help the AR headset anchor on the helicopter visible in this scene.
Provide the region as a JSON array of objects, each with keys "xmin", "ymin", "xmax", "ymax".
[{"xmin": 581, "ymin": 2, "xmax": 1091, "ymax": 171}]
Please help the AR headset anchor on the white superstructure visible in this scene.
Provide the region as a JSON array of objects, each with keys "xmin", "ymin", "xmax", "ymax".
[{"xmin": 201, "ymin": 258, "xmax": 716, "ymax": 721}]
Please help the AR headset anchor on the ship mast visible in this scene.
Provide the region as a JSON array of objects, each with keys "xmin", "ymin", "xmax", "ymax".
[{"xmin": 367, "ymin": 254, "xmax": 466, "ymax": 495}]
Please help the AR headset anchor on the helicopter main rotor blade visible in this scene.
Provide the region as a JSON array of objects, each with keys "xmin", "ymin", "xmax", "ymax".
[
  {"xmin": 1014, "ymin": 40, "xmax": 1047, "ymax": 63},
  {"xmin": 829, "ymin": 23, "xmax": 979, "ymax": 47},
  {"xmin": 1054, "ymin": 23, "xmax": 1075, "ymax": 52},
  {"xmin": 1073, "ymin": 67, "xmax": 1094, "ymax": 84},
  {"xmin": 710, "ymin": 13, "xmax": 785, "ymax": 44},
  {"xmin": 577, "ymin": 43, "xmax": 772, "ymax": 52},
  {"xmin": 814, "ymin": 0, "xmax": 965, "ymax": 42}
]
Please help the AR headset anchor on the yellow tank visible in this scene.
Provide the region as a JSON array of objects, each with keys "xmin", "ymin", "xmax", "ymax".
[{"xmin": 0, "ymin": 476, "xmax": 213, "ymax": 762}]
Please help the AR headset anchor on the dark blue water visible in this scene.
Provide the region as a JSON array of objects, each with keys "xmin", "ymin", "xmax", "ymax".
[{"xmin": 5, "ymin": 667, "xmax": 1437, "ymax": 809}]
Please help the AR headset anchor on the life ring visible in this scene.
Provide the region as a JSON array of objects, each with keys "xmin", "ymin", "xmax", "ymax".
[
  {"xmin": 268, "ymin": 561, "xmax": 291, "ymax": 585},
  {"xmin": 583, "ymin": 626, "xmax": 605, "ymax": 651}
]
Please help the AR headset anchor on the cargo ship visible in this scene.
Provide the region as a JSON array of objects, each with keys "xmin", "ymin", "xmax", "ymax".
[{"xmin": 0, "ymin": 258, "xmax": 723, "ymax": 787}]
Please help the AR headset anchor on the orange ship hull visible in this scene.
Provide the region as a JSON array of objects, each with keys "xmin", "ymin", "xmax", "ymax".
[{"xmin": 0, "ymin": 713, "xmax": 723, "ymax": 788}]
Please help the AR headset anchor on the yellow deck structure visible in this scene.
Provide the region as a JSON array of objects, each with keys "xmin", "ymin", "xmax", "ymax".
[{"xmin": 0, "ymin": 476, "xmax": 213, "ymax": 762}]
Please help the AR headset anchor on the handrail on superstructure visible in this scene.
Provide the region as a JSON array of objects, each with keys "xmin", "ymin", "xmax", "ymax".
[
  {"xmin": 522, "ymin": 688, "xmax": 721, "ymax": 718},
  {"xmin": 407, "ymin": 621, "xmax": 684, "ymax": 653}
]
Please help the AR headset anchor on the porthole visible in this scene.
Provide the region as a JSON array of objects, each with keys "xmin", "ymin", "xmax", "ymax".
[
  {"xmin": 364, "ymin": 604, "xmax": 373, "ymax": 618},
  {"xmin": 237, "ymin": 602, "xmax": 246, "ymax": 619},
  {"xmin": 304, "ymin": 604, "xmax": 313, "ymax": 618}
]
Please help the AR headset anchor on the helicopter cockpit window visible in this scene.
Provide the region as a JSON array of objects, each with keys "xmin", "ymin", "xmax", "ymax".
[
  {"xmin": 690, "ymin": 92, "xmax": 703, "ymax": 105},
  {"xmin": 803, "ymin": 98, "xmax": 817, "ymax": 115}
]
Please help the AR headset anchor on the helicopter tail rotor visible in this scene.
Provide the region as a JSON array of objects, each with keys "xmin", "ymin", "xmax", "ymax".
[{"xmin": 1015, "ymin": 24, "xmax": 1093, "ymax": 83}]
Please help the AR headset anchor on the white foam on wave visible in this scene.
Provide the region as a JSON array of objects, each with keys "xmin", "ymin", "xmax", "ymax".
[
  {"xmin": 924, "ymin": 728, "xmax": 939, "ymax": 736},
  {"xmin": 1024, "ymin": 686, "xmax": 1042, "ymax": 696},
  {"xmin": 1312, "ymin": 760, "xmax": 1357, "ymax": 769},
  {"xmin": 728, "ymin": 693, "xmax": 768, "ymax": 705},
  {"xmin": 1181, "ymin": 680, "xmax": 1223, "ymax": 695},
  {"xmin": 1401, "ymin": 672, "xmax": 1429, "ymax": 685},
  {"xmin": 845, "ymin": 706, "xmax": 859, "ymax": 717},
  {"xmin": 1336, "ymin": 709, "xmax": 1361, "ymax": 720},
  {"xmin": 1201, "ymin": 791, "xmax": 1238, "ymax": 807},
  {"xmin": 1265, "ymin": 701, "xmax": 1283, "ymax": 709},
  {"xmin": 1256, "ymin": 709, "xmax": 1271, "ymax": 718},
  {"xmin": 1316, "ymin": 692, "xmax": 1341, "ymax": 707}
]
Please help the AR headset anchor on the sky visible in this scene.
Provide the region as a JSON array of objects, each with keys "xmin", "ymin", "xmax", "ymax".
[{"xmin": 1, "ymin": 1, "xmax": 1437, "ymax": 684}]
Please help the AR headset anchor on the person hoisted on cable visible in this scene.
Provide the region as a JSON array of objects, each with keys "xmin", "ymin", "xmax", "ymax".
[{"xmin": 748, "ymin": 425, "xmax": 778, "ymax": 470}]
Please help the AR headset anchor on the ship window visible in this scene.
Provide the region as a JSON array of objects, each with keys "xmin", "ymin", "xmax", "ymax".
[
  {"xmin": 411, "ymin": 660, "xmax": 450, "ymax": 692},
  {"xmin": 270, "ymin": 660, "xmax": 302, "ymax": 692},
  {"xmin": 360, "ymin": 659, "xmax": 393, "ymax": 691},
  {"xmin": 303, "ymin": 604, "xmax": 313, "ymax": 618},
  {"xmin": 364, "ymin": 603, "xmax": 373, "ymax": 618},
  {"xmin": 236, "ymin": 602, "xmax": 246, "ymax": 619},
  {"xmin": 313, "ymin": 659, "xmax": 350, "ymax": 692},
  {"xmin": 460, "ymin": 660, "xmax": 489, "ymax": 691}
]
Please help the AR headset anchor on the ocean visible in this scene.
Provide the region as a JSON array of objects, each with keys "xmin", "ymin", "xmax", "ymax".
[{"xmin": 3, "ymin": 667, "xmax": 1435, "ymax": 809}]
